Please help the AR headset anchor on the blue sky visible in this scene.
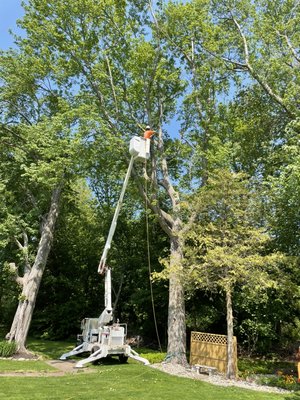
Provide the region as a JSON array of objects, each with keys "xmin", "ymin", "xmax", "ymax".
[{"xmin": 0, "ymin": 0, "xmax": 24, "ymax": 50}]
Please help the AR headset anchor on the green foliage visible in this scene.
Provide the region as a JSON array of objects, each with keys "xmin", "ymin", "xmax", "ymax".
[
  {"xmin": 28, "ymin": 181, "xmax": 168, "ymax": 344},
  {"xmin": 259, "ymin": 374, "xmax": 300, "ymax": 392},
  {"xmin": 0, "ymin": 264, "xmax": 20, "ymax": 331},
  {"xmin": 238, "ymin": 319, "xmax": 277, "ymax": 356},
  {"xmin": 238, "ymin": 357, "xmax": 295, "ymax": 376},
  {"xmin": 134, "ymin": 348, "xmax": 166, "ymax": 364},
  {"xmin": 182, "ymin": 169, "xmax": 289, "ymax": 354},
  {"xmin": 239, "ymin": 357, "xmax": 300, "ymax": 392},
  {"xmin": 183, "ymin": 169, "xmax": 282, "ymax": 294},
  {"xmin": 1, "ymin": 0, "xmax": 300, "ymax": 359},
  {"xmin": 0, "ymin": 341, "xmax": 17, "ymax": 357},
  {"xmin": 226, "ymin": 87, "xmax": 289, "ymax": 175},
  {"xmin": 264, "ymin": 122, "xmax": 300, "ymax": 255}
]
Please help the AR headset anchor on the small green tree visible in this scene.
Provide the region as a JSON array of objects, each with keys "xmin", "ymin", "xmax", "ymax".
[{"xmin": 183, "ymin": 169, "xmax": 284, "ymax": 378}]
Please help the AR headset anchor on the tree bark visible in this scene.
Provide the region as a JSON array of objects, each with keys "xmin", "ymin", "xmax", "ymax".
[
  {"xmin": 226, "ymin": 287, "xmax": 235, "ymax": 379},
  {"xmin": 136, "ymin": 172, "xmax": 187, "ymax": 364},
  {"xmin": 166, "ymin": 232, "xmax": 187, "ymax": 365},
  {"xmin": 6, "ymin": 185, "xmax": 62, "ymax": 352}
]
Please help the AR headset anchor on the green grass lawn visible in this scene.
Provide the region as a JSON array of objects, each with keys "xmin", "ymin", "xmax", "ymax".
[
  {"xmin": 27, "ymin": 338, "xmax": 75, "ymax": 359},
  {"xmin": 0, "ymin": 338, "xmax": 296, "ymax": 400},
  {"xmin": 0, "ymin": 360, "xmax": 56, "ymax": 373},
  {"xmin": 0, "ymin": 362, "xmax": 293, "ymax": 400}
]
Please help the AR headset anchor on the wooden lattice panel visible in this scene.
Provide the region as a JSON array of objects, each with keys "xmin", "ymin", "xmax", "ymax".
[
  {"xmin": 191, "ymin": 332, "xmax": 228, "ymax": 345},
  {"xmin": 190, "ymin": 331, "xmax": 237, "ymax": 375}
]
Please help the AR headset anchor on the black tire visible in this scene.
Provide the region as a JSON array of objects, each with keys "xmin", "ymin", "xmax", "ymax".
[
  {"xmin": 119, "ymin": 354, "xmax": 128, "ymax": 364},
  {"xmin": 91, "ymin": 346, "xmax": 101, "ymax": 365}
]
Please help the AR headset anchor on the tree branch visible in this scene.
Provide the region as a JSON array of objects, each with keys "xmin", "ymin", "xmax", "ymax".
[
  {"xmin": 104, "ymin": 53, "xmax": 119, "ymax": 115},
  {"xmin": 131, "ymin": 163, "xmax": 174, "ymax": 237},
  {"xmin": 1, "ymin": 124, "xmax": 26, "ymax": 142},
  {"xmin": 8, "ymin": 263, "xmax": 24, "ymax": 286},
  {"xmin": 14, "ymin": 232, "xmax": 31, "ymax": 276},
  {"xmin": 281, "ymin": 31, "xmax": 300, "ymax": 63},
  {"xmin": 148, "ymin": 0, "xmax": 194, "ymax": 66},
  {"xmin": 230, "ymin": 13, "xmax": 250, "ymax": 65},
  {"xmin": 231, "ymin": 13, "xmax": 294, "ymax": 117}
]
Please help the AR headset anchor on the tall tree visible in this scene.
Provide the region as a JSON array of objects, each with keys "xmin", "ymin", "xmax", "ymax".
[
  {"xmin": 15, "ymin": 0, "xmax": 193, "ymax": 365},
  {"xmin": 144, "ymin": 0, "xmax": 235, "ymax": 364},
  {"xmin": 1, "ymin": 0, "xmax": 188, "ymax": 360},
  {"xmin": 3, "ymin": 0, "xmax": 298, "ymax": 362},
  {"xmin": 0, "ymin": 46, "xmax": 83, "ymax": 350},
  {"xmin": 159, "ymin": 0, "xmax": 300, "ymax": 360},
  {"xmin": 183, "ymin": 169, "xmax": 284, "ymax": 378}
]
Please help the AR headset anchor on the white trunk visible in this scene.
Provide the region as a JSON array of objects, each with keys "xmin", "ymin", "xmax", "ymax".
[
  {"xmin": 7, "ymin": 186, "xmax": 62, "ymax": 352},
  {"xmin": 226, "ymin": 288, "xmax": 235, "ymax": 379}
]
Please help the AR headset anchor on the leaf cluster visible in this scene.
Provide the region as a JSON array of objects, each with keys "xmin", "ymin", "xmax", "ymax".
[{"xmin": 183, "ymin": 169, "xmax": 284, "ymax": 294}]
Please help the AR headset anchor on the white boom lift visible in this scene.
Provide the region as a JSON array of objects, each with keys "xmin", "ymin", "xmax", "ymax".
[{"xmin": 60, "ymin": 135, "xmax": 152, "ymax": 368}]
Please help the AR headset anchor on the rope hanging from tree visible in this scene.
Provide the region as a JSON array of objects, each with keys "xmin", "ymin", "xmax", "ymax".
[{"xmin": 143, "ymin": 132, "xmax": 163, "ymax": 353}]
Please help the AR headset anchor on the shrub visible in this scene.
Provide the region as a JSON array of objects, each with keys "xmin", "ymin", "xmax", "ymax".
[
  {"xmin": 259, "ymin": 373, "xmax": 300, "ymax": 392},
  {"xmin": 143, "ymin": 352, "xmax": 166, "ymax": 364},
  {"xmin": 138, "ymin": 348, "xmax": 167, "ymax": 364},
  {"xmin": 0, "ymin": 341, "xmax": 17, "ymax": 357}
]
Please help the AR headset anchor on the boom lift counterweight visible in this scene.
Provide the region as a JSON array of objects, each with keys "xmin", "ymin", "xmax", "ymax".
[{"xmin": 60, "ymin": 136, "xmax": 152, "ymax": 368}]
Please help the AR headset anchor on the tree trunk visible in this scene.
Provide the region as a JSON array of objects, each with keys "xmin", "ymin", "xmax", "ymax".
[
  {"xmin": 6, "ymin": 186, "xmax": 62, "ymax": 352},
  {"xmin": 226, "ymin": 287, "xmax": 235, "ymax": 379},
  {"xmin": 134, "ymin": 149, "xmax": 188, "ymax": 366},
  {"xmin": 166, "ymin": 233, "xmax": 187, "ymax": 366}
]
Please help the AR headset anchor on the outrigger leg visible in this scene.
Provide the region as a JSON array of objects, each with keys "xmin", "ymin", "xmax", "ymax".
[
  {"xmin": 75, "ymin": 347, "xmax": 108, "ymax": 368},
  {"xmin": 128, "ymin": 348, "xmax": 150, "ymax": 365},
  {"xmin": 60, "ymin": 343, "xmax": 85, "ymax": 360}
]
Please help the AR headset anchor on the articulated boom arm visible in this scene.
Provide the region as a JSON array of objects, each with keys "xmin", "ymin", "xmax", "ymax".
[
  {"xmin": 97, "ymin": 136, "xmax": 151, "ymax": 323},
  {"xmin": 59, "ymin": 135, "xmax": 152, "ymax": 367},
  {"xmin": 98, "ymin": 268, "xmax": 113, "ymax": 326},
  {"xmin": 98, "ymin": 156, "xmax": 135, "ymax": 275}
]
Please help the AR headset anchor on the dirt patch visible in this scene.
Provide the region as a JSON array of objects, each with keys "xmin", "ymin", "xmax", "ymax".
[
  {"xmin": 46, "ymin": 360, "xmax": 96, "ymax": 374},
  {"xmin": 11, "ymin": 351, "xmax": 39, "ymax": 360}
]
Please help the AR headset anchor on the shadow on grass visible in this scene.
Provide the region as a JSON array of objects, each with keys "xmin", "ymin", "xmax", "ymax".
[
  {"xmin": 285, "ymin": 394, "xmax": 300, "ymax": 400},
  {"xmin": 27, "ymin": 338, "xmax": 75, "ymax": 359}
]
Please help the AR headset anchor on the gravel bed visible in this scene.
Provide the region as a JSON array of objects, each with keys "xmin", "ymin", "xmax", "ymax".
[{"xmin": 150, "ymin": 362, "xmax": 292, "ymax": 394}]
